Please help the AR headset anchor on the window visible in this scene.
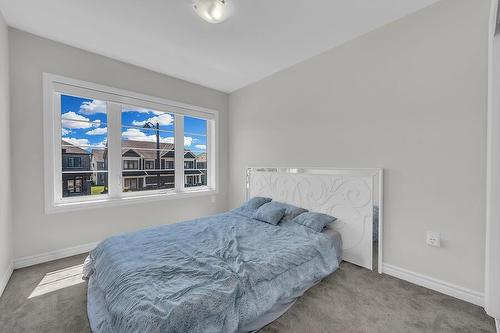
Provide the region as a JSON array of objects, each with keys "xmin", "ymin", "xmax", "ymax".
[
  {"xmin": 67, "ymin": 179, "xmax": 74, "ymax": 193},
  {"xmin": 163, "ymin": 159, "xmax": 174, "ymax": 170},
  {"xmin": 124, "ymin": 178, "xmax": 140, "ymax": 191},
  {"xmin": 184, "ymin": 116, "xmax": 208, "ymax": 188},
  {"xmin": 121, "ymin": 106, "xmax": 175, "ymax": 192},
  {"xmin": 44, "ymin": 74, "xmax": 217, "ymax": 212},
  {"xmin": 60, "ymin": 94, "xmax": 107, "ymax": 198},
  {"xmin": 75, "ymin": 177, "xmax": 83, "ymax": 192},
  {"xmin": 123, "ymin": 159, "xmax": 139, "ymax": 170},
  {"xmin": 67, "ymin": 157, "xmax": 82, "ymax": 168},
  {"xmin": 65, "ymin": 176, "xmax": 85, "ymax": 195}
]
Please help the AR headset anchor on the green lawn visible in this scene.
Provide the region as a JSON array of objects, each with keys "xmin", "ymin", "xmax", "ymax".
[{"xmin": 91, "ymin": 186, "xmax": 105, "ymax": 195}]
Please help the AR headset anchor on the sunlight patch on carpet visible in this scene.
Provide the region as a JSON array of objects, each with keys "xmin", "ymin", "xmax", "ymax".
[{"xmin": 28, "ymin": 264, "xmax": 84, "ymax": 298}]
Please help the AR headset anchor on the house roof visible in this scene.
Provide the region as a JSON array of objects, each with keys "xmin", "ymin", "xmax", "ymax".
[
  {"xmin": 196, "ymin": 152, "xmax": 207, "ymax": 162},
  {"xmin": 184, "ymin": 151, "xmax": 197, "ymax": 159},
  {"xmin": 62, "ymin": 139, "xmax": 201, "ymax": 160},
  {"xmin": 121, "ymin": 140, "xmax": 198, "ymax": 160},
  {"xmin": 92, "ymin": 149, "xmax": 106, "ymax": 162},
  {"xmin": 122, "ymin": 140, "xmax": 174, "ymax": 160},
  {"xmin": 61, "ymin": 140, "xmax": 90, "ymax": 155}
]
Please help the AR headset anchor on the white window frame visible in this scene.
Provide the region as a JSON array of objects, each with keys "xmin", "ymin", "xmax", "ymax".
[{"xmin": 43, "ymin": 73, "xmax": 219, "ymax": 213}]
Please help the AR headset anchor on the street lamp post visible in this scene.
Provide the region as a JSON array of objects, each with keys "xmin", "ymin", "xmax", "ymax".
[{"xmin": 143, "ymin": 122, "xmax": 161, "ymax": 189}]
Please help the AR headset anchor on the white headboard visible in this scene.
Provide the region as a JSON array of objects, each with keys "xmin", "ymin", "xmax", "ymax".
[{"xmin": 246, "ymin": 167, "xmax": 383, "ymax": 270}]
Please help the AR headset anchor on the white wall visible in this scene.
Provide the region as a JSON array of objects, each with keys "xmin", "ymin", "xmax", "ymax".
[
  {"xmin": 0, "ymin": 11, "xmax": 12, "ymax": 295},
  {"xmin": 229, "ymin": 0, "xmax": 490, "ymax": 294},
  {"xmin": 9, "ymin": 29, "xmax": 229, "ymax": 260},
  {"xmin": 486, "ymin": 0, "xmax": 500, "ymax": 320}
]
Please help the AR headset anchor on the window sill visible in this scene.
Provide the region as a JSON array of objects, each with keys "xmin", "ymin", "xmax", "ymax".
[{"xmin": 46, "ymin": 187, "xmax": 217, "ymax": 214}]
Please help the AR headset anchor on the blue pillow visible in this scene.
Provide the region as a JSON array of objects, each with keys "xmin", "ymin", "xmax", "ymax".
[
  {"xmin": 243, "ymin": 196, "xmax": 272, "ymax": 210},
  {"xmin": 291, "ymin": 212, "xmax": 337, "ymax": 232},
  {"xmin": 252, "ymin": 202, "xmax": 286, "ymax": 225},
  {"xmin": 232, "ymin": 197, "xmax": 272, "ymax": 218},
  {"xmin": 269, "ymin": 201, "xmax": 308, "ymax": 224}
]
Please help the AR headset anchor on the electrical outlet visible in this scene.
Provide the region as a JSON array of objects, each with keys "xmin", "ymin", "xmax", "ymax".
[{"xmin": 426, "ymin": 231, "xmax": 441, "ymax": 247}]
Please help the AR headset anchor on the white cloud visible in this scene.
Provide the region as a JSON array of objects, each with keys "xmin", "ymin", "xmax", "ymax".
[
  {"xmin": 122, "ymin": 128, "xmax": 167, "ymax": 143},
  {"xmin": 86, "ymin": 127, "xmax": 108, "ymax": 135},
  {"xmin": 61, "ymin": 128, "xmax": 71, "ymax": 136},
  {"xmin": 194, "ymin": 144, "xmax": 206, "ymax": 150},
  {"xmin": 62, "ymin": 112, "xmax": 100, "ymax": 129},
  {"xmin": 132, "ymin": 113, "xmax": 174, "ymax": 127},
  {"xmin": 79, "ymin": 100, "xmax": 106, "ymax": 115},
  {"xmin": 62, "ymin": 137, "xmax": 90, "ymax": 147},
  {"xmin": 184, "ymin": 137, "xmax": 193, "ymax": 147},
  {"xmin": 122, "ymin": 107, "xmax": 163, "ymax": 115},
  {"xmin": 121, "ymin": 128, "xmax": 192, "ymax": 146}
]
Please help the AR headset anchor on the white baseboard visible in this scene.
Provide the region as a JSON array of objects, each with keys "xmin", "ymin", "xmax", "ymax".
[
  {"xmin": 13, "ymin": 242, "xmax": 98, "ymax": 269},
  {"xmin": 382, "ymin": 263, "xmax": 484, "ymax": 307},
  {"xmin": 0, "ymin": 261, "xmax": 14, "ymax": 297}
]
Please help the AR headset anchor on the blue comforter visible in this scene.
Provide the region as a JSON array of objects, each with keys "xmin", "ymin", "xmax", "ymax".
[{"xmin": 84, "ymin": 211, "xmax": 339, "ymax": 333}]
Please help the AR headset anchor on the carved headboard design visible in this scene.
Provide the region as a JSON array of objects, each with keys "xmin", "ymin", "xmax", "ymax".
[{"xmin": 246, "ymin": 167, "xmax": 383, "ymax": 270}]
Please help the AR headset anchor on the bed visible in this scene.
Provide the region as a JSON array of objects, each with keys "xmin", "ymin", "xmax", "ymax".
[{"xmin": 83, "ymin": 167, "xmax": 383, "ymax": 333}]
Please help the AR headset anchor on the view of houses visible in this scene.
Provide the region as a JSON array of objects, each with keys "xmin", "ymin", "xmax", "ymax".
[
  {"xmin": 62, "ymin": 139, "xmax": 207, "ymax": 197},
  {"xmin": 61, "ymin": 140, "xmax": 93, "ymax": 197},
  {"xmin": 60, "ymin": 94, "xmax": 208, "ymax": 198}
]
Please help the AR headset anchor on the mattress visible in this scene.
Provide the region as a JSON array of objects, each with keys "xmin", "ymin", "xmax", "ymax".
[
  {"xmin": 324, "ymin": 227, "xmax": 343, "ymax": 263},
  {"xmin": 238, "ymin": 228, "xmax": 342, "ymax": 332}
]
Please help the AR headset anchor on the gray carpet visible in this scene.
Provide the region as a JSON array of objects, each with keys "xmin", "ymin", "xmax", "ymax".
[{"xmin": 0, "ymin": 253, "xmax": 495, "ymax": 333}]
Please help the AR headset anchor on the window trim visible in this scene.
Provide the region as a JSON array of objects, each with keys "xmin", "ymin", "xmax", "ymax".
[{"xmin": 43, "ymin": 73, "xmax": 219, "ymax": 214}]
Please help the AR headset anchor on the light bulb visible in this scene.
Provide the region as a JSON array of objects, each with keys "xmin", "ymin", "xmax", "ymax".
[{"xmin": 194, "ymin": 0, "xmax": 231, "ymax": 24}]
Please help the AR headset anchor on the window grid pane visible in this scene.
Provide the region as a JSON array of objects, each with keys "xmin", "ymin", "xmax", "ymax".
[
  {"xmin": 184, "ymin": 116, "xmax": 207, "ymax": 188},
  {"xmin": 60, "ymin": 94, "xmax": 108, "ymax": 198},
  {"xmin": 121, "ymin": 107, "xmax": 175, "ymax": 193}
]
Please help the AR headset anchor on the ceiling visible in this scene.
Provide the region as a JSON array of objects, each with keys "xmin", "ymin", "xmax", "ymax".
[{"xmin": 0, "ymin": 0, "xmax": 440, "ymax": 93}]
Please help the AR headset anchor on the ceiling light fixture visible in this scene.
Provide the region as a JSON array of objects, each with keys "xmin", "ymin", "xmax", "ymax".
[{"xmin": 193, "ymin": 0, "xmax": 231, "ymax": 24}]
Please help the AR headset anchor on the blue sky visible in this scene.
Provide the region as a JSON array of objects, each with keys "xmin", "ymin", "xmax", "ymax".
[{"xmin": 61, "ymin": 95, "xmax": 207, "ymax": 154}]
